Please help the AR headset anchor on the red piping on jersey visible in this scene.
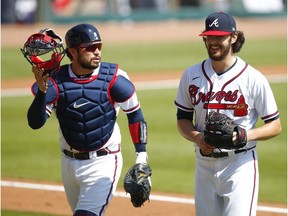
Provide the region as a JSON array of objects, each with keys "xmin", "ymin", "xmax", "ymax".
[
  {"xmin": 202, "ymin": 60, "xmax": 214, "ymax": 96},
  {"xmin": 46, "ymin": 107, "xmax": 52, "ymax": 115},
  {"xmin": 99, "ymin": 154, "xmax": 118, "ymax": 215},
  {"xmin": 261, "ymin": 110, "xmax": 279, "ymax": 121},
  {"xmin": 107, "ymin": 64, "xmax": 119, "ymax": 106},
  {"xmin": 249, "ymin": 150, "xmax": 257, "ymax": 216},
  {"xmin": 69, "ymin": 75, "xmax": 98, "ymax": 84},
  {"xmin": 174, "ymin": 101, "xmax": 194, "ymax": 112},
  {"xmin": 123, "ymin": 103, "xmax": 140, "ymax": 113},
  {"xmin": 220, "ymin": 63, "xmax": 248, "ymax": 91},
  {"xmin": 201, "ymin": 60, "xmax": 214, "ymax": 118}
]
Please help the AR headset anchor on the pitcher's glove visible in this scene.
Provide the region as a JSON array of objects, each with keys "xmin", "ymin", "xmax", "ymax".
[
  {"xmin": 123, "ymin": 163, "xmax": 152, "ymax": 207},
  {"xmin": 204, "ymin": 111, "xmax": 247, "ymax": 150}
]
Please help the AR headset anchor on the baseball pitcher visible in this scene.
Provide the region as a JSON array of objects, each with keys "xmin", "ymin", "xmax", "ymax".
[{"xmin": 174, "ymin": 12, "xmax": 281, "ymax": 216}]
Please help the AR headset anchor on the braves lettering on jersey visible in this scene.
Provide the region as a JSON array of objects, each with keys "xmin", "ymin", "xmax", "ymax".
[{"xmin": 175, "ymin": 57, "xmax": 279, "ymax": 149}]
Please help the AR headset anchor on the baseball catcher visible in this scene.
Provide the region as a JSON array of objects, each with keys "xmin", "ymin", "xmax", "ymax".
[
  {"xmin": 123, "ymin": 163, "xmax": 152, "ymax": 207},
  {"xmin": 204, "ymin": 111, "xmax": 247, "ymax": 149}
]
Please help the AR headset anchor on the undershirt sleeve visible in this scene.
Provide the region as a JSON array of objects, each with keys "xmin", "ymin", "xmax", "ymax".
[{"xmin": 27, "ymin": 90, "xmax": 49, "ymax": 129}]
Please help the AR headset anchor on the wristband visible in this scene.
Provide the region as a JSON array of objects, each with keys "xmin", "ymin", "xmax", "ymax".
[{"xmin": 129, "ymin": 121, "xmax": 147, "ymax": 144}]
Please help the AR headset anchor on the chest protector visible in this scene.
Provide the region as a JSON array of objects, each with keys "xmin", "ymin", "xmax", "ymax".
[{"xmin": 53, "ymin": 62, "xmax": 118, "ymax": 151}]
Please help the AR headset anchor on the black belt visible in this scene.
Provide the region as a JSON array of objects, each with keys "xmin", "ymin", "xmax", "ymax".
[
  {"xmin": 200, "ymin": 146, "xmax": 256, "ymax": 158},
  {"xmin": 63, "ymin": 149, "xmax": 108, "ymax": 160}
]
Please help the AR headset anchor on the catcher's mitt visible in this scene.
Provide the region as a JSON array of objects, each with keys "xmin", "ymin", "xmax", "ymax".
[
  {"xmin": 123, "ymin": 163, "xmax": 152, "ymax": 207},
  {"xmin": 204, "ymin": 111, "xmax": 247, "ymax": 149}
]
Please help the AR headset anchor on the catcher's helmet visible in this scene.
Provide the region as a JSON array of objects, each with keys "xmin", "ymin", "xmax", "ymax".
[
  {"xmin": 21, "ymin": 28, "xmax": 65, "ymax": 76},
  {"xmin": 65, "ymin": 23, "xmax": 101, "ymax": 48}
]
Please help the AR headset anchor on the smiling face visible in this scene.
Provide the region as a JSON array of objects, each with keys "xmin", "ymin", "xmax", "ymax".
[{"xmin": 203, "ymin": 35, "xmax": 233, "ymax": 61}]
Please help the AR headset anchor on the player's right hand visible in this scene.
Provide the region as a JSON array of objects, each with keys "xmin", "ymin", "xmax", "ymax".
[
  {"xmin": 196, "ymin": 133, "xmax": 215, "ymax": 155},
  {"xmin": 32, "ymin": 66, "xmax": 49, "ymax": 93}
]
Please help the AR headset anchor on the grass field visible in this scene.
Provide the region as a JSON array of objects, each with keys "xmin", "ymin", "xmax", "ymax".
[
  {"xmin": 2, "ymin": 83, "xmax": 287, "ymax": 203},
  {"xmin": 1, "ymin": 38, "xmax": 287, "ymax": 215},
  {"xmin": 2, "ymin": 37, "xmax": 286, "ymax": 79},
  {"xmin": 2, "ymin": 210, "xmax": 56, "ymax": 216}
]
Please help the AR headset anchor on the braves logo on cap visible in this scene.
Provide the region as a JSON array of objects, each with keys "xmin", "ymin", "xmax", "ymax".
[
  {"xmin": 199, "ymin": 12, "xmax": 237, "ymax": 36},
  {"xmin": 209, "ymin": 18, "xmax": 219, "ymax": 28}
]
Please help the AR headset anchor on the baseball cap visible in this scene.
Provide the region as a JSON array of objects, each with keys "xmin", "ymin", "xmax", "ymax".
[{"xmin": 199, "ymin": 12, "xmax": 236, "ymax": 36}]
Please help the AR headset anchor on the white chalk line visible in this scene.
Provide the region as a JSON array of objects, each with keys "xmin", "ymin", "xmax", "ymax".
[
  {"xmin": 1, "ymin": 74, "xmax": 286, "ymax": 98},
  {"xmin": 1, "ymin": 180, "xmax": 287, "ymax": 214}
]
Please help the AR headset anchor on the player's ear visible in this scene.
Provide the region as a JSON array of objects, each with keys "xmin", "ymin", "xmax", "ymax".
[
  {"xmin": 231, "ymin": 33, "xmax": 238, "ymax": 44},
  {"xmin": 67, "ymin": 47, "xmax": 77, "ymax": 60}
]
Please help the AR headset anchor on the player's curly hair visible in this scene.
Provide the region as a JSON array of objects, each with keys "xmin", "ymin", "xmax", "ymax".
[{"xmin": 232, "ymin": 31, "xmax": 245, "ymax": 53}]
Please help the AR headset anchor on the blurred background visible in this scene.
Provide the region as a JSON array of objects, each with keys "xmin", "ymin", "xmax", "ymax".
[
  {"xmin": 1, "ymin": 1, "xmax": 287, "ymax": 215},
  {"xmin": 1, "ymin": 0, "xmax": 287, "ymax": 24}
]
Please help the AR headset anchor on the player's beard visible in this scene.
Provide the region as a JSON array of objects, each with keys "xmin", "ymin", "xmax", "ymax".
[
  {"xmin": 207, "ymin": 38, "xmax": 232, "ymax": 61},
  {"xmin": 77, "ymin": 54, "xmax": 101, "ymax": 70}
]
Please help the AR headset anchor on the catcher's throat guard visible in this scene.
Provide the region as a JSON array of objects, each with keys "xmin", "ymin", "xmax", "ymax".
[{"xmin": 21, "ymin": 28, "xmax": 65, "ymax": 76}]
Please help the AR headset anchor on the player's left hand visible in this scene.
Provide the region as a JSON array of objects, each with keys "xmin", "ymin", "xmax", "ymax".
[{"xmin": 204, "ymin": 111, "xmax": 247, "ymax": 149}]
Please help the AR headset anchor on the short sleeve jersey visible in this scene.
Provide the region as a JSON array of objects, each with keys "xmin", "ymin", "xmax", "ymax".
[{"xmin": 175, "ymin": 57, "xmax": 279, "ymax": 147}]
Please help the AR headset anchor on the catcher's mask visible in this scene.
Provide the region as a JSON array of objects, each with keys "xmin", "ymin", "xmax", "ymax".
[{"xmin": 21, "ymin": 28, "xmax": 65, "ymax": 76}]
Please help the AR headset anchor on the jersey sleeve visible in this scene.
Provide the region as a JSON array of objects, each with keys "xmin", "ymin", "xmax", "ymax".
[
  {"xmin": 174, "ymin": 69, "xmax": 194, "ymax": 112},
  {"xmin": 252, "ymin": 72, "xmax": 279, "ymax": 122}
]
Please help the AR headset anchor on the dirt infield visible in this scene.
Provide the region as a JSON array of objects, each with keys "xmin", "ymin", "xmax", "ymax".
[
  {"xmin": 2, "ymin": 18, "xmax": 287, "ymax": 216},
  {"xmin": 2, "ymin": 179, "xmax": 287, "ymax": 216}
]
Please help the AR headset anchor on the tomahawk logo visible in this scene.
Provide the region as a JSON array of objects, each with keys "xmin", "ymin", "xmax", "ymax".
[{"xmin": 209, "ymin": 18, "xmax": 219, "ymax": 28}]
